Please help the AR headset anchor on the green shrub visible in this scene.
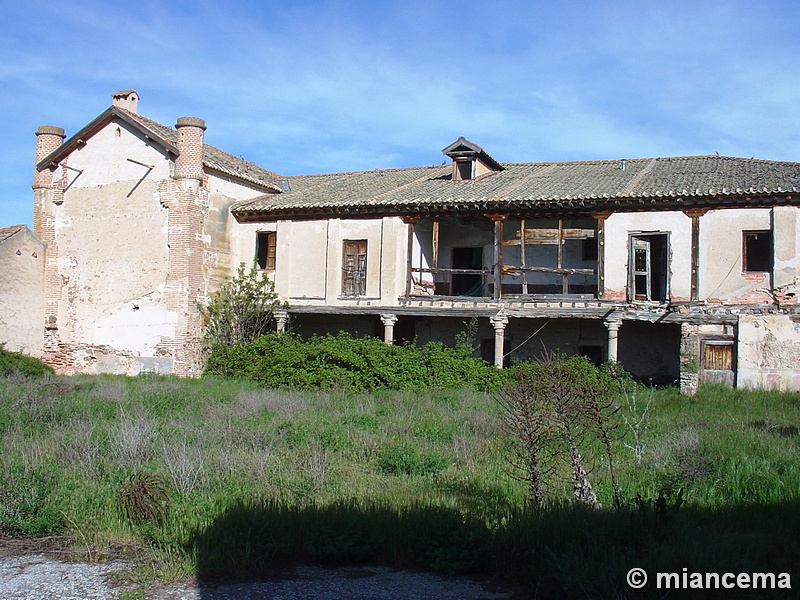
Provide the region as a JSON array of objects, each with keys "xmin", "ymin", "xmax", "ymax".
[
  {"xmin": 200, "ymin": 263, "xmax": 281, "ymax": 347},
  {"xmin": 0, "ymin": 345, "xmax": 54, "ymax": 377},
  {"xmin": 205, "ymin": 332, "xmax": 503, "ymax": 392},
  {"xmin": 0, "ymin": 465, "xmax": 63, "ymax": 536},
  {"xmin": 376, "ymin": 444, "xmax": 451, "ymax": 476}
]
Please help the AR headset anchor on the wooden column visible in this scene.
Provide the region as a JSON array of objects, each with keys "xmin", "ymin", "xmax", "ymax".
[
  {"xmin": 486, "ymin": 214, "xmax": 507, "ymax": 300},
  {"xmin": 431, "ymin": 220, "xmax": 439, "ymax": 275},
  {"xmin": 402, "ymin": 216, "xmax": 420, "ymax": 298},
  {"xmin": 684, "ymin": 209, "xmax": 707, "ymax": 302},
  {"xmin": 593, "ymin": 212, "xmax": 611, "ymax": 299}
]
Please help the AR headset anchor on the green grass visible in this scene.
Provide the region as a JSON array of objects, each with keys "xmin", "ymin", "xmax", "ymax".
[{"xmin": 0, "ymin": 374, "xmax": 798, "ymax": 598}]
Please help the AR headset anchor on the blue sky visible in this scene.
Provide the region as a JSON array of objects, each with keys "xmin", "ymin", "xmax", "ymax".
[{"xmin": 2, "ymin": 0, "xmax": 800, "ymax": 228}]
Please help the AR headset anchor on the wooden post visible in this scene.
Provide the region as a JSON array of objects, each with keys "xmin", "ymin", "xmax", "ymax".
[
  {"xmin": 402, "ymin": 216, "xmax": 420, "ymax": 298},
  {"xmin": 593, "ymin": 212, "xmax": 611, "ymax": 299},
  {"xmin": 684, "ymin": 209, "xmax": 706, "ymax": 302},
  {"xmin": 486, "ymin": 214, "xmax": 507, "ymax": 301},
  {"xmin": 431, "ymin": 219, "xmax": 439, "ymax": 291}
]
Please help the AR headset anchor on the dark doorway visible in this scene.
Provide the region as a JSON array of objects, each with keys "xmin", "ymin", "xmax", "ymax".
[{"xmin": 452, "ymin": 247, "xmax": 484, "ymax": 296}]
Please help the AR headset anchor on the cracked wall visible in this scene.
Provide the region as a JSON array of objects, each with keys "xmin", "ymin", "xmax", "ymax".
[{"xmin": 738, "ymin": 314, "xmax": 800, "ymax": 390}]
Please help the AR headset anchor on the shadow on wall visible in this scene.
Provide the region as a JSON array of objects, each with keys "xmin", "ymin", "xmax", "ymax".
[{"xmin": 187, "ymin": 497, "xmax": 799, "ymax": 598}]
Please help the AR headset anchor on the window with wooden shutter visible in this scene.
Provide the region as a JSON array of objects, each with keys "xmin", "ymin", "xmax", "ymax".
[
  {"xmin": 256, "ymin": 231, "xmax": 276, "ymax": 270},
  {"xmin": 342, "ymin": 240, "xmax": 367, "ymax": 297}
]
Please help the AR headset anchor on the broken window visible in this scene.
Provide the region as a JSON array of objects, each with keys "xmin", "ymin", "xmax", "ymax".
[
  {"xmin": 742, "ymin": 230, "xmax": 772, "ymax": 273},
  {"xmin": 629, "ymin": 234, "xmax": 669, "ymax": 302},
  {"xmin": 501, "ymin": 217, "xmax": 598, "ymax": 295},
  {"xmin": 342, "ymin": 240, "xmax": 368, "ymax": 297},
  {"xmin": 256, "ymin": 231, "xmax": 276, "ymax": 270}
]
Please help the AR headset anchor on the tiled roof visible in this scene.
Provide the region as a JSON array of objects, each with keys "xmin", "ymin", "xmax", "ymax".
[
  {"xmin": 119, "ymin": 109, "xmax": 283, "ymax": 192},
  {"xmin": 0, "ymin": 225, "xmax": 26, "ymax": 244},
  {"xmin": 232, "ymin": 155, "xmax": 800, "ymax": 218}
]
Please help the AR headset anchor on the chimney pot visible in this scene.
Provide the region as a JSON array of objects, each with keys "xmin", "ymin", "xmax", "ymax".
[
  {"xmin": 112, "ymin": 89, "xmax": 139, "ymax": 113},
  {"xmin": 174, "ymin": 116, "xmax": 206, "ymax": 189},
  {"xmin": 33, "ymin": 125, "xmax": 66, "ymax": 189}
]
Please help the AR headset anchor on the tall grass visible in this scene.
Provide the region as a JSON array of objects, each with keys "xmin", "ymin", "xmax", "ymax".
[{"xmin": 0, "ymin": 374, "xmax": 798, "ymax": 597}]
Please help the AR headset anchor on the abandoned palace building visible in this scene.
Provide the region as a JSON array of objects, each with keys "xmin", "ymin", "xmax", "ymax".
[{"xmin": 4, "ymin": 89, "xmax": 800, "ymax": 393}]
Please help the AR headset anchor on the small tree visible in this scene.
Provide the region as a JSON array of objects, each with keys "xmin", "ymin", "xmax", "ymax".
[
  {"xmin": 201, "ymin": 263, "xmax": 281, "ymax": 347},
  {"xmin": 497, "ymin": 355, "xmax": 622, "ymax": 509}
]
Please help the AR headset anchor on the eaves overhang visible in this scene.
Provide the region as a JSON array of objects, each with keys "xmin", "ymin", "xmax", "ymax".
[{"xmin": 231, "ymin": 191, "xmax": 800, "ymax": 223}]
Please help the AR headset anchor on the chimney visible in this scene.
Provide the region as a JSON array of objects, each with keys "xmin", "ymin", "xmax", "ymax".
[
  {"xmin": 112, "ymin": 89, "xmax": 139, "ymax": 113},
  {"xmin": 32, "ymin": 125, "xmax": 65, "ymax": 190},
  {"xmin": 174, "ymin": 116, "xmax": 206, "ymax": 191}
]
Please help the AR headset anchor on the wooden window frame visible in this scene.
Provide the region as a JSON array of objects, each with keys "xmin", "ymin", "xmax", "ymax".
[
  {"xmin": 742, "ymin": 230, "xmax": 772, "ymax": 273},
  {"xmin": 628, "ymin": 232, "xmax": 669, "ymax": 302},
  {"xmin": 256, "ymin": 231, "xmax": 276, "ymax": 271},
  {"xmin": 342, "ymin": 239, "xmax": 368, "ymax": 297}
]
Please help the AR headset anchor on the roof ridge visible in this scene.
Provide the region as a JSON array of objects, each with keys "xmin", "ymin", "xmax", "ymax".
[{"xmin": 288, "ymin": 165, "xmax": 445, "ymax": 179}]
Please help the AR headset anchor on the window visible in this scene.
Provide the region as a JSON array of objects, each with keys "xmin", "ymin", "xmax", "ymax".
[
  {"xmin": 455, "ymin": 160, "xmax": 473, "ymax": 181},
  {"xmin": 743, "ymin": 231, "xmax": 772, "ymax": 273},
  {"xmin": 256, "ymin": 231, "xmax": 276, "ymax": 270},
  {"xmin": 342, "ymin": 240, "xmax": 367, "ymax": 297},
  {"xmin": 629, "ymin": 233, "xmax": 669, "ymax": 302}
]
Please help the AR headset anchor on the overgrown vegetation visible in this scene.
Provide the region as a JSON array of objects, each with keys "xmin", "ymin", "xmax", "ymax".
[
  {"xmin": 0, "ymin": 344, "xmax": 53, "ymax": 377},
  {"xmin": 206, "ymin": 331, "xmax": 503, "ymax": 392},
  {"xmin": 0, "ymin": 370, "xmax": 798, "ymax": 597}
]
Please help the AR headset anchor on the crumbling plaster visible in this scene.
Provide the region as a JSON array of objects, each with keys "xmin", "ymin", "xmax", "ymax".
[
  {"xmin": 603, "ymin": 211, "xmax": 691, "ymax": 300},
  {"xmin": 738, "ymin": 314, "xmax": 800, "ymax": 390},
  {"xmin": 0, "ymin": 228, "xmax": 45, "ymax": 356},
  {"xmin": 203, "ymin": 174, "xmax": 268, "ymax": 294},
  {"xmin": 699, "ymin": 209, "xmax": 776, "ymax": 302},
  {"xmin": 52, "ymin": 122, "xmax": 172, "ymax": 360}
]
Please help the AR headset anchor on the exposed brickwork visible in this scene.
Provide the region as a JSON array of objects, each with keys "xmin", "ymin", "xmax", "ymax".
[
  {"xmin": 33, "ymin": 126, "xmax": 66, "ymax": 369},
  {"xmin": 174, "ymin": 117, "xmax": 206, "ymax": 183},
  {"xmin": 158, "ymin": 182, "xmax": 208, "ymax": 376}
]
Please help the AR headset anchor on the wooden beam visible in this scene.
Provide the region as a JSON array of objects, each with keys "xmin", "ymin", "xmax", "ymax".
[{"xmin": 507, "ymin": 228, "xmax": 595, "ymax": 244}]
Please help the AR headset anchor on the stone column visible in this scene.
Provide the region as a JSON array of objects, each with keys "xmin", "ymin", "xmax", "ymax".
[
  {"xmin": 380, "ymin": 313, "xmax": 398, "ymax": 345},
  {"xmin": 679, "ymin": 323, "xmax": 701, "ymax": 395},
  {"xmin": 490, "ymin": 312, "xmax": 509, "ymax": 369},
  {"xmin": 605, "ymin": 318, "xmax": 621, "ymax": 363},
  {"xmin": 274, "ymin": 308, "xmax": 288, "ymax": 333}
]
